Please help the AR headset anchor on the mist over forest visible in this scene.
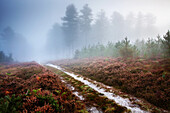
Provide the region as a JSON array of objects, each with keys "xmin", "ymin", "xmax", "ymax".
[
  {"xmin": 0, "ymin": 0, "xmax": 169, "ymax": 62},
  {"xmin": 0, "ymin": 1, "xmax": 170, "ymax": 112}
]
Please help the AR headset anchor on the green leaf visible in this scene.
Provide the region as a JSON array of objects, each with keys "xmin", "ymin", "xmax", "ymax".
[
  {"xmin": 162, "ymin": 73, "xmax": 165, "ymax": 78},
  {"xmin": 6, "ymin": 73, "xmax": 11, "ymax": 75},
  {"xmin": 33, "ymin": 89, "xmax": 38, "ymax": 93},
  {"xmin": 62, "ymin": 92, "xmax": 67, "ymax": 96},
  {"xmin": 5, "ymin": 95, "xmax": 11, "ymax": 102},
  {"xmin": 55, "ymin": 90, "xmax": 61, "ymax": 94}
]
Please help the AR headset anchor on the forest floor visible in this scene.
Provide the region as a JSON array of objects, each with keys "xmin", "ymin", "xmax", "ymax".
[{"xmin": 49, "ymin": 57, "xmax": 170, "ymax": 112}]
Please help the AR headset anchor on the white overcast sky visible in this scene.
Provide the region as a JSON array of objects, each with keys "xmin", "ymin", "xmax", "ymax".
[{"xmin": 0, "ymin": 0, "xmax": 170, "ymax": 46}]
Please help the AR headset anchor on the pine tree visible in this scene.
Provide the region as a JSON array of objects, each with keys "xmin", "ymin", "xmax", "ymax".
[
  {"xmin": 111, "ymin": 12, "xmax": 125, "ymax": 40},
  {"xmin": 62, "ymin": 4, "xmax": 79, "ymax": 54},
  {"xmin": 162, "ymin": 30, "xmax": 170, "ymax": 57},
  {"xmin": 117, "ymin": 37, "xmax": 137, "ymax": 58},
  {"xmin": 93, "ymin": 10, "xmax": 110, "ymax": 44},
  {"xmin": 79, "ymin": 4, "xmax": 92, "ymax": 46},
  {"xmin": 0, "ymin": 51, "xmax": 13, "ymax": 62},
  {"xmin": 0, "ymin": 27, "xmax": 29, "ymax": 61}
]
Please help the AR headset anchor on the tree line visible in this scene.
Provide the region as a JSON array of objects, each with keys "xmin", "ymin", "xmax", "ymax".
[
  {"xmin": 0, "ymin": 51, "xmax": 13, "ymax": 63},
  {"xmin": 47, "ymin": 4, "xmax": 157, "ymax": 57},
  {"xmin": 0, "ymin": 27, "xmax": 30, "ymax": 61},
  {"xmin": 74, "ymin": 30, "xmax": 170, "ymax": 59},
  {"xmin": 0, "ymin": 4, "xmax": 163, "ymax": 60}
]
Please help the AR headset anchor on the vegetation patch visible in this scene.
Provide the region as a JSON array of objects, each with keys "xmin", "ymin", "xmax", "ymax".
[
  {"xmin": 0, "ymin": 62, "xmax": 87, "ymax": 112},
  {"xmin": 47, "ymin": 66, "xmax": 129, "ymax": 113},
  {"xmin": 52, "ymin": 57, "xmax": 170, "ymax": 111}
]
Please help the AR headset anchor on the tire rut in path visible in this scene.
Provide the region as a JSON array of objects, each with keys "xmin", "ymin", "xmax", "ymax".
[{"xmin": 46, "ymin": 64, "xmax": 149, "ymax": 113}]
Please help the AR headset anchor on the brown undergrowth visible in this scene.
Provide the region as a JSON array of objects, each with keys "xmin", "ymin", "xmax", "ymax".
[
  {"xmin": 47, "ymin": 66, "xmax": 128, "ymax": 113},
  {"xmin": 0, "ymin": 62, "xmax": 86, "ymax": 113},
  {"xmin": 52, "ymin": 57, "xmax": 170, "ymax": 111}
]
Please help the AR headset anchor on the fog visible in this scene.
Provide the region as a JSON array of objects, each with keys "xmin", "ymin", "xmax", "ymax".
[{"xmin": 0, "ymin": 0, "xmax": 169, "ymax": 62}]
